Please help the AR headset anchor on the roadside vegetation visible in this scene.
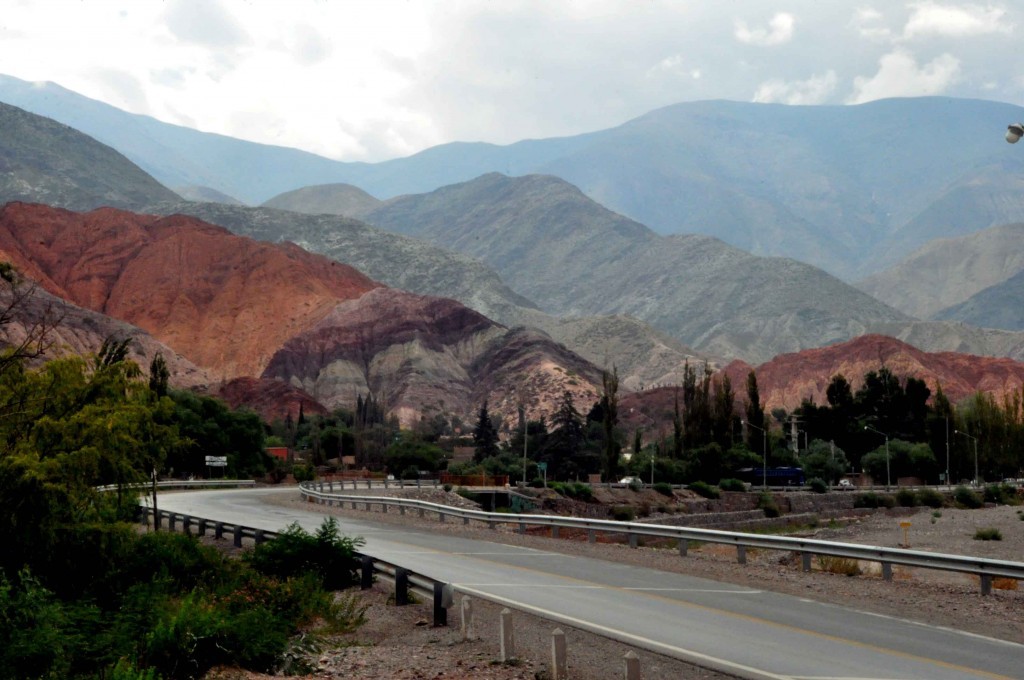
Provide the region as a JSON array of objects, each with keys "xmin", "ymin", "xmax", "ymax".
[{"xmin": 0, "ymin": 265, "xmax": 365, "ymax": 678}]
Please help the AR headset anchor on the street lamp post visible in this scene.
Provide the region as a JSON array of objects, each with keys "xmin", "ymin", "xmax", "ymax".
[
  {"xmin": 741, "ymin": 420, "xmax": 767, "ymax": 489},
  {"xmin": 954, "ymin": 429, "xmax": 979, "ymax": 486},
  {"xmin": 864, "ymin": 425, "xmax": 891, "ymax": 490}
]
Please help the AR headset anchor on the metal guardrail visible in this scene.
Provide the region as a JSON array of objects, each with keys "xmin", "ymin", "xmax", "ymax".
[
  {"xmin": 136, "ymin": 506, "xmax": 454, "ymax": 626},
  {"xmin": 96, "ymin": 479, "xmax": 257, "ymax": 493},
  {"xmin": 299, "ymin": 482, "xmax": 1024, "ymax": 595}
]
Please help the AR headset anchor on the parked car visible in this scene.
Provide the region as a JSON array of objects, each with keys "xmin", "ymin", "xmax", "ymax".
[
  {"xmin": 619, "ymin": 476, "xmax": 643, "ymax": 487},
  {"xmin": 838, "ymin": 479, "xmax": 853, "ymax": 488}
]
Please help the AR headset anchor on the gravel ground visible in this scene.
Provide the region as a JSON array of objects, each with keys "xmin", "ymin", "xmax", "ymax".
[{"xmin": 207, "ymin": 489, "xmax": 1024, "ymax": 679}]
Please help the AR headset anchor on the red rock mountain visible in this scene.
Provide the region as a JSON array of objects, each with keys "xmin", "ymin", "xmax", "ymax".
[
  {"xmin": 723, "ymin": 334, "xmax": 1024, "ymax": 411},
  {"xmin": 0, "ymin": 202, "xmax": 605, "ymax": 425},
  {"xmin": 0, "ymin": 202, "xmax": 380, "ymax": 380}
]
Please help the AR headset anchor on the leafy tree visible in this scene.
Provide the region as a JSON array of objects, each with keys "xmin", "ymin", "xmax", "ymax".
[
  {"xmin": 385, "ymin": 433, "xmax": 447, "ymax": 475},
  {"xmin": 800, "ymin": 439, "xmax": 849, "ymax": 483},
  {"xmin": 744, "ymin": 370, "xmax": 765, "ymax": 448},
  {"xmin": 601, "ymin": 367, "xmax": 620, "ymax": 482},
  {"xmin": 166, "ymin": 390, "xmax": 268, "ymax": 478},
  {"xmin": 148, "ymin": 352, "xmax": 169, "ymax": 398},
  {"xmin": 472, "ymin": 401, "xmax": 500, "ymax": 462}
]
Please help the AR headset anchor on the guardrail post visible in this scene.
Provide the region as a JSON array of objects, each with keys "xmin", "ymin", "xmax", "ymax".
[
  {"xmin": 381, "ymin": 501, "xmax": 388, "ymax": 513},
  {"xmin": 552, "ymin": 526, "xmax": 560, "ymax": 538},
  {"xmin": 801, "ymin": 552, "xmax": 812, "ymax": 572},
  {"xmin": 384, "ymin": 479, "xmax": 389, "ymax": 489},
  {"xmin": 197, "ymin": 519, "xmax": 207, "ymax": 537},
  {"xmin": 519, "ymin": 522, "xmax": 525, "ymax": 535},
  {"xmin": 418, "ymin": 507, "xmax": 425, "ymax": 518},
  {"xmin": 623, "ymin": 650, "xmax": 640, "ymax": 680},
  {"xmin": 433, "ymin": 582, "xmax": 451, "ymax": 627},
  {"xmin": 463, "ymin": 516, "xmax": 469, "ymax": 525},
  {"xmin": 214, "ymin": 522, "xmax": 224, "ymax": 540},
  {"xmin": 395, "ymin": 568, "xmax": 410, "ymax": 606},
  {"xmin": 328, "ymin": 481, "xmax": 333, "ymax": 492},
  {"xmin": 489, "ymin": 520, "xmax": 496, "ymax": 530},
  {"xmin": 352, "ymin": 501, "xmax": 358, "ymax": 510},
  {"xmin": 438, "ymin": 511, "xmax": 446, "ymax": 523},
  {"xmin": 629, "ymin": 533, "xmax": 638, "ymax": 549},
  {"xmin": 460, "ymin": 596, "xmax": 474, "ymax": 640},
  {"xmin": 881, "ymin": 562, "xmax": 893, "ymax": 581},
  {"xmin": 183, "ymin": 516, "xmax": 193, "ymax": 536},
  {"xmin": 736, "ymin": 545, "xmax": 747, "ymax": 564},
  {"xmin": 233, "ymin": 527, "xmax": 243, "ymax": 548},
  {"xmin": 588, "ymin": 529, "xmax": 596, "ymax": 544},
  {"xmin": 153, "ymin": 509, "xmax": 162, "ymax": 530},
  {"xmin": 366, "ymin": 479, "xmax": 372, "ymax": 489},
  {"xmin": 168, "ymin": 513, "xmax": 177, "ymax": 532},
  {"xmin": 399, "ymin": 505, "xmax": 406, "ymax": 516},
  {"xmin": 500, "ymin": 608, "xmax": 515, "ymax": 661},
  {"xmin": 678, "ymin": 540, "xmax": 688, "ymax": 557},
  {"xmin": 551, "ymin": 628, "xmax": 567, "ymax": 679},
  {"xmin": 361, "ymin": 556, "xmax": 374, "ymax": 590},
  {"xmin": 417, "ymin": 478, "xmax": 422, "ymax": 488},
  {"xmin": 980, "ymin": 574, "xmax": 992, "ymax": 596},
  {"xmin": 254, "ymin": 529, "xmax": 267, "ymax": 544}
]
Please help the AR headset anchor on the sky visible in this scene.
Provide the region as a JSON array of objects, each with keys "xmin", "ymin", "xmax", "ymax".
[{"xmin": 2, "ymin": 1, "xmax": 1023, "ymax": 162}]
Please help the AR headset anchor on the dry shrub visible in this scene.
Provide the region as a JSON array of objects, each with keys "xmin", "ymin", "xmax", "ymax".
[
  {"xmin": 993, "ymin": 578, "xmax": 1019, "ymax": 591},
  {"xmin": 816, "ymin": 555, "xmax": 861, "ymax": 576}
]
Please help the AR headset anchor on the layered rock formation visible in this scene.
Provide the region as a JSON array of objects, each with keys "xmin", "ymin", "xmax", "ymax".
[
  {"xmin": 0, "ymin": 202, "xmax": 605, "ymax": 426},
  {"xmin": 722, "ymin": 334, "xmax": 1024, "ymax": 412},
  {"xmin": 0, "ymin": 202, "xmax": 380, "ymax": 379}
]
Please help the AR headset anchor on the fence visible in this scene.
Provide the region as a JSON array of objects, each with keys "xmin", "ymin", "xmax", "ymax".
[
  {"xmin": 299, "ymin": 482, "xmax": 1024, "ymax": 596},
  {"xmin": 136, "ymin": 506, "xmax": 454, "ymax": 625}
]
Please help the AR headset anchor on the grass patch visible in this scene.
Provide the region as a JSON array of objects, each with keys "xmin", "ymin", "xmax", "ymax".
[
  {"xmin": 816, "ymin": 555, "xmax": 861, "ymax": 576},
  {"xmin": 973, "ymin": 527, "xmax": 1003, "ymax": 541},
  {"xmin": 688, "ymin": 481, "xmax": 720, "ymax": 499},
  {"xmin": 718, "ymin": 478, "xmax": 747, "ymax": 493}
]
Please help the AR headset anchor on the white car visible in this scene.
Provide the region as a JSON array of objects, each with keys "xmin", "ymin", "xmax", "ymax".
[
  {"xmin": 838, "ymin": 479, "xmax": 853, "ymax": 488},
  {"xmin": 619, "ymin": 476, "xmax": 643, "ymax": 486}
]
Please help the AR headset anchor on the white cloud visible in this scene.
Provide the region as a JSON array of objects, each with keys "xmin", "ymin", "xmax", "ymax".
[
  {"xmin": 847, "ymin": 49, "xmax": 961, "ymax": 103},
  {"xmin": 852, "ymin": 7, "xmax": 893, "ymax": 40},
  {"xmin": 902, "ymin": 2, "xmax": 1012, "ymax": 39},
  {"xmin": 735, "ymin": 13, "xmax": 795, "ymax": 46},
  {"xmin": 754, "ymin": 71, "xmax": 838, "ymax": 105},
  {"xmin": 646, "ymin": 54, "xmax": 702, "ymax": 81}
]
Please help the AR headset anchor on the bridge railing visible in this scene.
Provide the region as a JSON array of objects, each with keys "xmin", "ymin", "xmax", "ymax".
[
  {"xmin": 136, "ymin": 506, "xmax": 454, "ymax": 626},
  {"xmin": 298, "ymin": 482, "xmax": 1024, "ymax": 595}
]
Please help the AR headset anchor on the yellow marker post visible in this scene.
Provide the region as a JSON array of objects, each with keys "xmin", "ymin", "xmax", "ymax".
[{"xmin": 899, "ymin": 521, "xmax": 912, "ymax": 547}]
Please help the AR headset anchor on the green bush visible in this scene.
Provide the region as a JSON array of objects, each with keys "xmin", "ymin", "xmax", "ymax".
[
  {"xmin": 688, "ymin": 481, "xmax": 720, "ymax": 499},
  {"xmin": 528, "ymin": 478, "xmax": 545, "ymax": 488},
  {"xmin": 570, "ymin": 482, "xmax": 594, "ymax": 501},
  {"xmin": 974, "ymin": 527, "xmax": 1003, "ymax": 541},
  {"xmin": 718, "ymin": 478, "xmax": 747, "ymax": 492},
  {"xmin": 756, "ymin": 492, "xmax": 780, "ymax": 518},
  {"xmin": 611, "ymin": 506, "xmax": 636, "ymax": 522},
  {"xmin": 807, "ymin": 478, "xmax": 828, "ymax": 494},
  {"xmin": 983, "ymin": 483, "xmax": 1018, "ymax": 505},
  {"xmin": 291, "ymin": 463, "xmax": 315, "ymax": 482},
  {"xmin": 895, "ymin": 488, "xmax": 918, "ymax": 507},
  {"xmin": 245, "ymin": 517, "xmax": 364, "ymax": 591},
  {"xmin": 953, "ymin": 485, "xmax": 983, "ymax": 509},
  {"xmin": 916, "ymin": 488, "xmax": 945, "ymax": 509},
  {"xmin": 854, "ymin": 492, "xmax": 895, "ymax": 509},
  {"xmin": 653, "ymin": 482, "xmax": 674, "ymax": 497}
]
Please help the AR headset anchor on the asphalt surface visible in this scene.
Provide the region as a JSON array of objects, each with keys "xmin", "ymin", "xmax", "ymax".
[{"xmin": 157, "ymin": 487, "xmax": 1023, "ymax": 680}]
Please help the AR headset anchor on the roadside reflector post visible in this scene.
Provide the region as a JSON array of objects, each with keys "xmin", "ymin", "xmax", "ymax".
[
  {"xmin": 737, "ymin": 545, "xmax": 747, "ymax": 564},
  {"xmin": 461, "ymin": 596, "xmax": 474, "ymax": 640},
  {"xmin": 551, "ymin": 628, "xmax": 567, "ymax": 679},
  {"xmin": 802, "ymin": 552, "xmax": 812, "ymax": 572},
  {"xmin": 882, "ymin": 562, "xmax": 893, "ymax": 581},
  {"xmin": 395, "ymin": 567, "xmax": 409, "ymax": 606},
  {"xmin": 500, "ymin": 608, "xmax": 515, "ymax": 661},
  {"xmin": 623, "ymin": 650, "xmax": 640, "ymax": 680}
]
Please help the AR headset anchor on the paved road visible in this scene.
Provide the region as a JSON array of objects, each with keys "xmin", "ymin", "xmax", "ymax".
[{"xmin": 158, "ymin": 487, "xmax": 1022, "ymax": 680}]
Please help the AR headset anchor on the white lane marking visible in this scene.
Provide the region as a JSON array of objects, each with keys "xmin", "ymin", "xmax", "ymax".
[{"xmin": 453, "ymin": 583, "xmax": 793, "ymax": 680}]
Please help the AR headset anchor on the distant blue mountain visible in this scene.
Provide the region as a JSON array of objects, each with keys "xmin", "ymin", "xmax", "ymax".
[{"xmin": 4, "ymin": 73, "xmax": 1024, "ymax": 278}]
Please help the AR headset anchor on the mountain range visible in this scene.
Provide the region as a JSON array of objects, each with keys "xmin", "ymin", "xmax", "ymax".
[
  {"xmin": 5, "ymin": 73, "xmax": 1024, "ymax": 281},
  {"xmin": 0, "ymin": 201, "xmax": 604, "ymax": 428},
  {"xmin": 4, "ymin": 84, "xmax": 1024, "ymax": 427}
]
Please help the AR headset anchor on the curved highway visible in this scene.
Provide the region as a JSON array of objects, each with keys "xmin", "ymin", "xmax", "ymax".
[{"xmin": 158, "ymin": 487, "xmax": 1022, "ymax": 680}]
